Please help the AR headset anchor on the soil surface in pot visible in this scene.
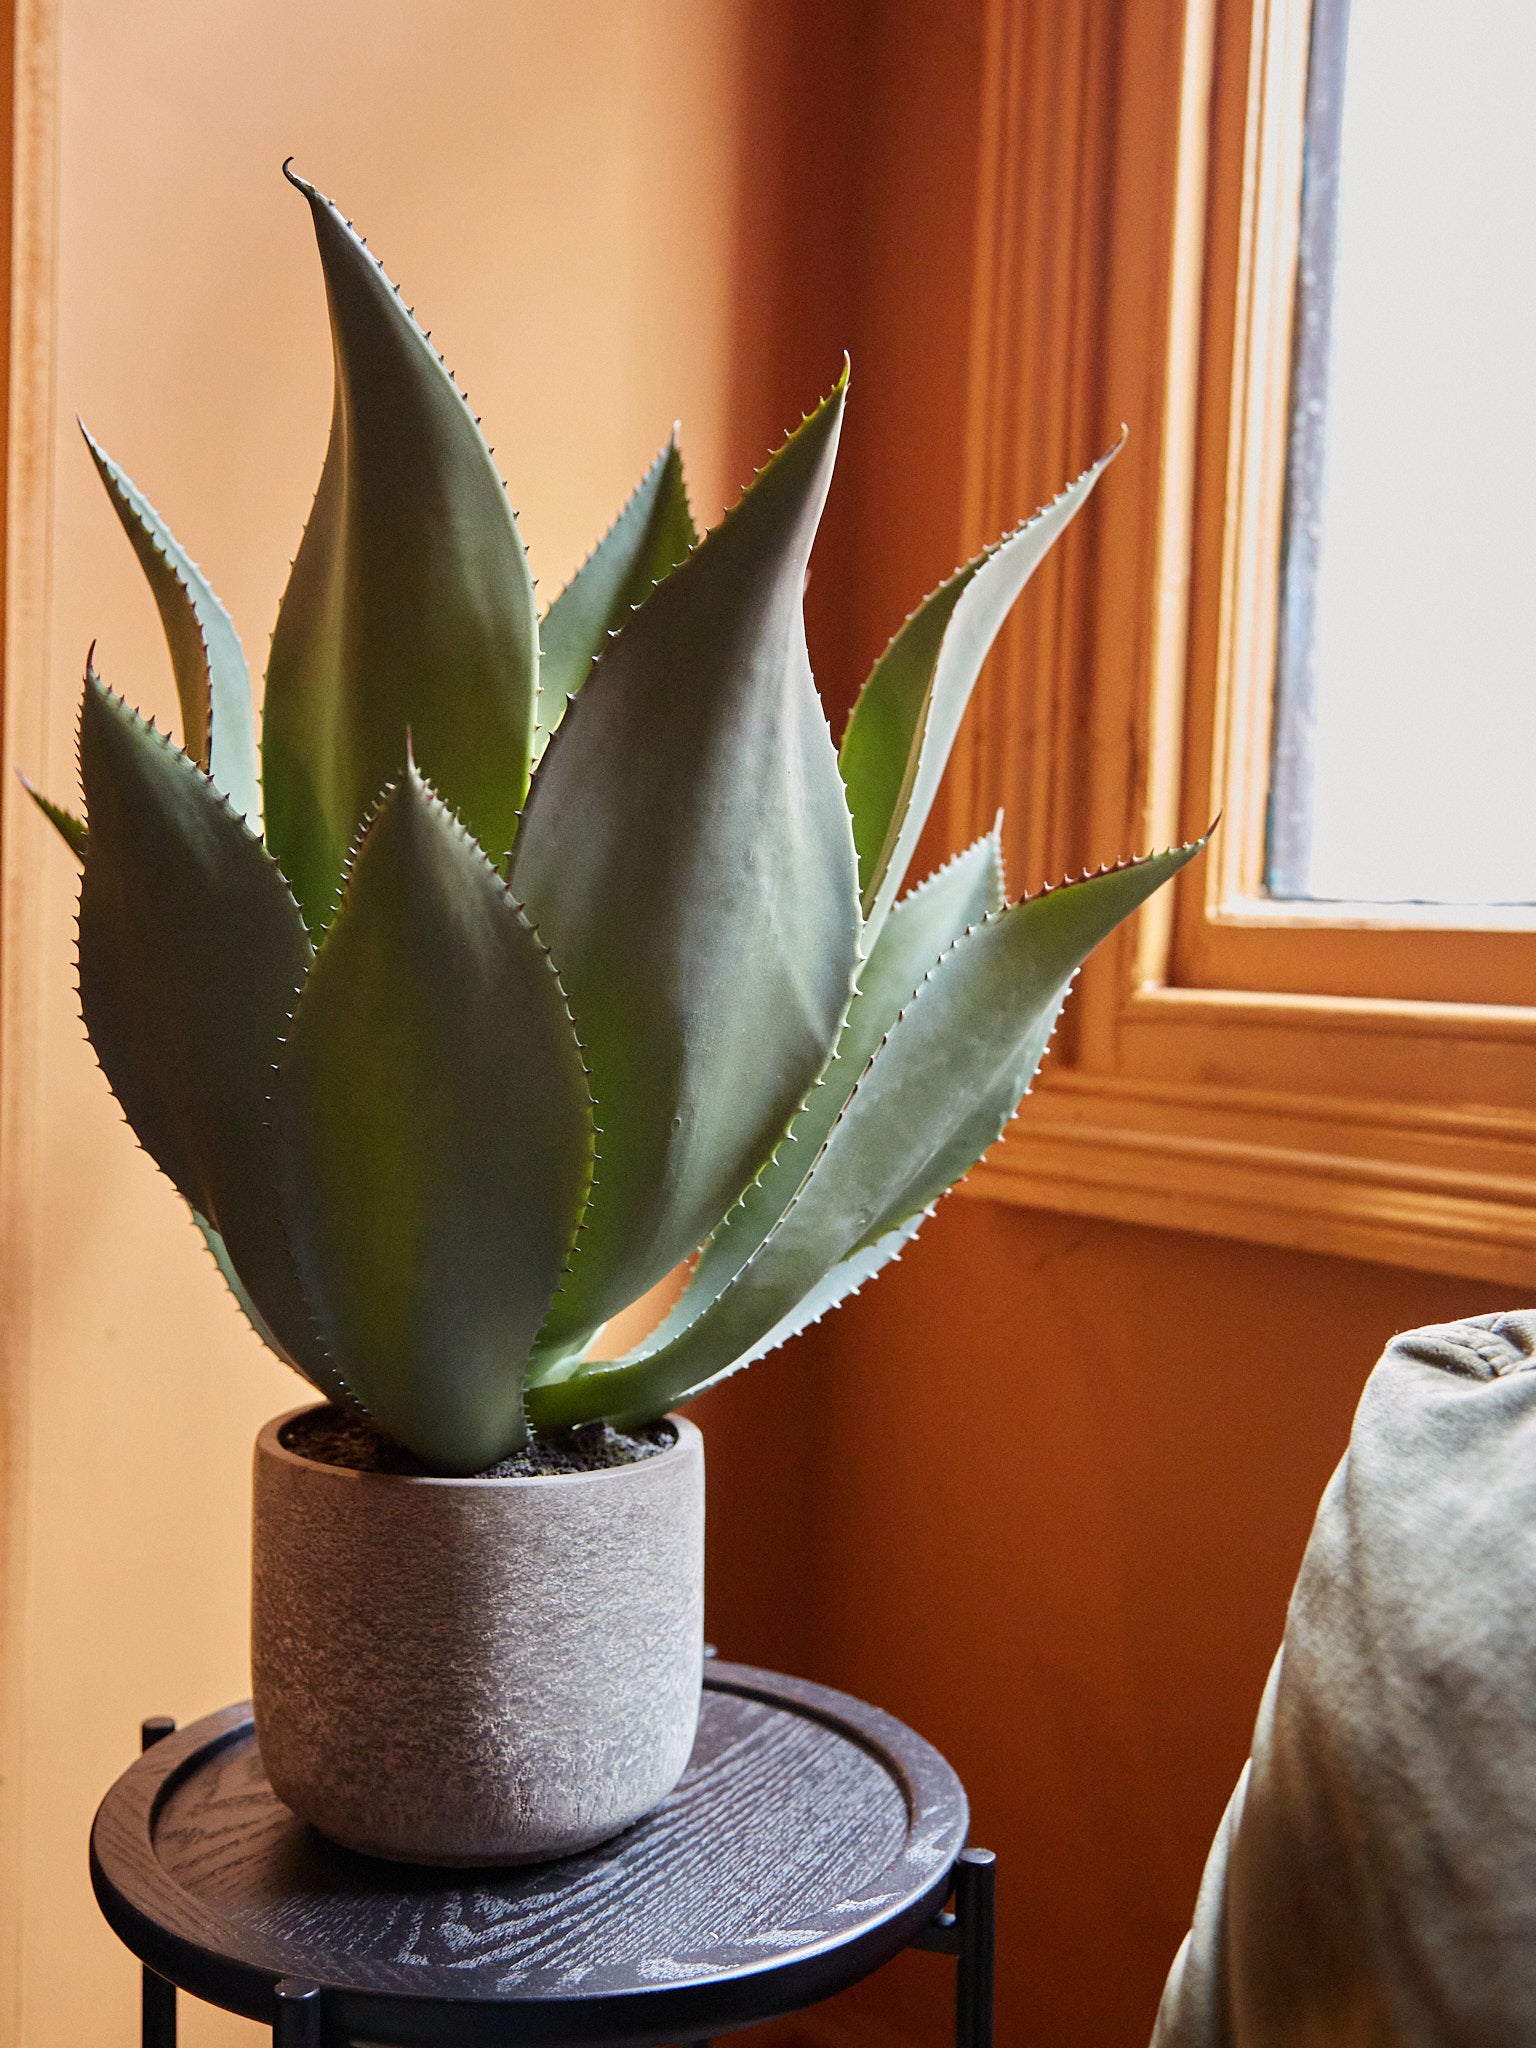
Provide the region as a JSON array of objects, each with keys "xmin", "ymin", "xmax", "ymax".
[{"xmin": 279, "ymin": 1407, "xmax": 677, "ymax": 1479}]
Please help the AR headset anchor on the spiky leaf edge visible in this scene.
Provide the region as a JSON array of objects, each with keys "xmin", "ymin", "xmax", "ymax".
[
  {"xmin": 74, "ymin": 670, "xmax": 346, "ymax": 1400},
  {"xmin": 20, "ymin": 770, "xmax": 87, "ymax": 860},
  {"xmin": 573, "ymin": 822, "xmax": 1007, "ymax": 1380},
  {"xmin": 263, "ymin": 167, "xmax": 540, "ymax": 930},
  {"xmin": 840, "ymin": 437, "xmax": 1121, "ymax": 941},
  {"xmin": 80, "ymin": 424, "xmax": 262, "ymax": 827},
  {"xmin": 514, "ymin": 363, "xmax": 861, "ymax": 1358},
  {"xmin": 529, "ymin": 834, "xmax": 1209, "ymax": 1429},
  {"xmin": 534, "ymin": 431, "xmax": 697, "ymax": 760},
  {"xmin": 272, "ymin": 761, "xmax": 599, "ymax": 1469}
]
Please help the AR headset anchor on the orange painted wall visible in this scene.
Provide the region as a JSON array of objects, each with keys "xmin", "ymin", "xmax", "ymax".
[
  {"xmin": 704, "ymin": 1212, "xmax": 1491, "ymax": 2048},
  {"xmin": 6, "ymin": 7, "xmax": 1512, "ymax": 2048},
  {"xmin": 694, "ymin": 8, "xmax": 1509, "ymax": 2048}
]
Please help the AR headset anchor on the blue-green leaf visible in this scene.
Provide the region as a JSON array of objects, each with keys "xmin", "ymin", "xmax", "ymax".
[
  {"xmin": 631, "ymin": 825, "xmax": 1005, "ymax": 1363},
  {"xmin": 19, "ymin": 771, "xmax": 87, "ymax": 861},
  {"xmin": 193, "ymin": 1211, "xmax": 292, "ymax": 1361},
  {"xmin": 514, "ymin": 372, "xmax": 862, "ymax": 1357},
  {"xmin": 535, "ymin": 433, "xmax": 695, "ymax": 758},
  {"xmin": 263, "ymin": 171, "xmax": 539, "ymax": 930},
  {"xmin": 840, "ymin": 440, "xmax": 1120, "ymax": 941},
  {"xmin": 531, "ymin": 836, "xmax": 1204, "ymax": 1427},
  {"xmin": 600, "ymin": 1212, "xmax": 932, "ymax": 1422},
  {"xmin": 75, "ymin": 673, "xmax": 339, "ymax": 1395},
  {"xmin": 80, "ymin": 426, "xmax": 261, "ymax": 828},
  {"xmin": 274, "ymin": 764, "xmax": 595, "ymax": 1472}
]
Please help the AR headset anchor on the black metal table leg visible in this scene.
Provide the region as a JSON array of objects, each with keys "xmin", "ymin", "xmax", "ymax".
[
  {"xmin": 954, "ymin": 1847, "xmax": 995, "ymax": 2048},
  {"xmin": 142, "ymin": 1968, "xmax": 176, "ymax": 2048},
  {"xmin": 274, "ymin": 1978, "xmax": 323, "ymax": 2047},
  {"xmin": 139, "ymin": 1720, "xmax": 178, "ymax": 2048}
]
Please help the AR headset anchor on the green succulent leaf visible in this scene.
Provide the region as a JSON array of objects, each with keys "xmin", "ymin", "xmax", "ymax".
[
  {"xmin": 595, "ymin": 1213, "xmax": 933, "ymax": 1426},
  {"xmin": 80, "ymin": 427, "xmax": 261, "ymax": 828},
  {"xmin": 193, "ymin": 1211, "xmax": 292, "ymax": 1361},
  {"xmin": 19, "ymin": 771, "xmax": 88, "ymax": 861},
  {"xmin": 636, "ymin": 824, "xmax": 1006, "ymax": 1359},
  {"xmin": 274, "ymin": 763, "xmax": 595, "ymax": 1472},
  {"xmin": 532, "ymin": 835, "xmax": 1204, "ymax": 1427},
  {"xmin": 840, "ymin": 439, "xmax": 1120, "ymax": 941},
  {"xmin": 75, "ymin": 672, "xmax": 340, "ymax": 1395},
  {"xmin": 263, "ymin": 171, "xmax": 539, "ymax": 931},
  {"xmin": 513, "ymin": 371, "xmax": 862, "ymax": 1357},
  {"xmin": 535, "ymin": 433, "xmax": 696, "ymax": 759}
]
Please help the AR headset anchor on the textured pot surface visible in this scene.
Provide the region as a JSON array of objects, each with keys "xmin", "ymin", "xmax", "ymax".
[{"xmin": 251, "ymin": 1409, "xmax": 704, "ymax": 1865}]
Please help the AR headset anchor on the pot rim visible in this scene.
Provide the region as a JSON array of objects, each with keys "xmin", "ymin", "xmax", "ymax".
[{"xmin": 256, "ymin": 1405, "xmax": 700, "ymax": 1492}]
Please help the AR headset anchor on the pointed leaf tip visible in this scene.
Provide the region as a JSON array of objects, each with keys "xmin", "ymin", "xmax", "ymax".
[
  {"xmin": 642, "ymin": 826, "xmax": 1007, "ymax": 1356},
  {"xmin": 840, "ymin": 442, "xmax": 1117, "ymax": 939},
  {"xmin": 75, "ymin": 673, "xmax": 336, "ymax": 1395},
  {"xmin": 535, "ymin": 433, "xmax": 697, "ymax": 757},
  {"xmin": 275, "ymin": 768, "xmax": 595, "ymax": 1471},
  {"xmin": 19, "ymin": 769, "xmax": 87, "ymax": 862},
  {"xmin": 513, "ymin": 384, "xmax": 860, "ymax": 1353},
  {"xmin": 79, "ymin": 423, "xmax": 261, "ymax": 828},
  {"xmin": 264, "ymin": 177, "xmax": 539, "ymax": 929},
  {"xmin": 538, "ymin": 833, "xmax": 1203, "ymax": 1423}
]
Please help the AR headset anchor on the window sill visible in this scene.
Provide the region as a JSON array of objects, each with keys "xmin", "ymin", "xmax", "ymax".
[{"xmin": 969, "ymin": 1060, "xmax": 1536, "ymax": 1289}]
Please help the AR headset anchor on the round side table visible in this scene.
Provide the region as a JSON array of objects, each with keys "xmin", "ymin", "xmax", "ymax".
[{"xmin": 91, "ymin": 1660, "xmax": 995, "ymax": 2048}]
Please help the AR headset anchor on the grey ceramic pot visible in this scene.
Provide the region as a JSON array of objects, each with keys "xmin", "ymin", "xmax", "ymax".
[{"xmin": 251, "ymin": 1407, "xmax": 704, "ymax": 1865}]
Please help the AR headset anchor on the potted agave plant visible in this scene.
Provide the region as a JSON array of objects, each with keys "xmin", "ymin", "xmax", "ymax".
[{"xmin": 26, "ymin": 167, "xmax": 1203, "ymax": 1867}]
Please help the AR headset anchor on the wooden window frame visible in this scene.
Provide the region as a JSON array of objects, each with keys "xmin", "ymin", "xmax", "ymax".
[{"xmin": 953, "ymin": 0, "xmax": 1536, "ymax": 1288}]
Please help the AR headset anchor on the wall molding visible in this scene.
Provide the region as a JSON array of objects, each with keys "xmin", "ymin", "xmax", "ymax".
[{"xmin": 980, "ymin": 1068, "xmax": 1536, "ymax": 1289}]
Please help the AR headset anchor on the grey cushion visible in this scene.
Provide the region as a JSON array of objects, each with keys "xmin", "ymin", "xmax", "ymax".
[{"xmin": 1153, "ymin": 1311, "xmax": 1536, "ymax": 2048}]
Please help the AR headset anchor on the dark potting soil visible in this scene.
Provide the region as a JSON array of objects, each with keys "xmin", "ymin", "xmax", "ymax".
[{"xmin": 279, "ymin": 1406, "xmax": 677, "ymax": 1479}]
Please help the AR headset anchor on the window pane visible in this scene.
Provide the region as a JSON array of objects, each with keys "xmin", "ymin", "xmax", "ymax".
[{"xmin": 1267, "ymin": 0, "xmax": 1536, "ymax": 906}]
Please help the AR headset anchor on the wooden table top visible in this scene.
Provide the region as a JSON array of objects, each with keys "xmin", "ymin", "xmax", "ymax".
[{"xmin": 91, "ymin": 1660, "xmax": 970, "ymax": 2046}]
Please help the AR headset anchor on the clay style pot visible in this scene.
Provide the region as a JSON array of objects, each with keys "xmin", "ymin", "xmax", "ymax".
[{"xmin": 251, "ymin": 1407, "xmax": 704, "ymax": 1865}]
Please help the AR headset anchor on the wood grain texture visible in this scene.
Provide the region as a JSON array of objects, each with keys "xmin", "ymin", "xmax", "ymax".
[{"xmin": 90, "ymin": 1664, "xmax": 967, "ymax": 2045}]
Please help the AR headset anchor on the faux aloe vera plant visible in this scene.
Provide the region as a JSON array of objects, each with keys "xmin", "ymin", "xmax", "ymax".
[{"xmin": 29, "ymin": 169, "xmax": 1203, "ymax": 1479}]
